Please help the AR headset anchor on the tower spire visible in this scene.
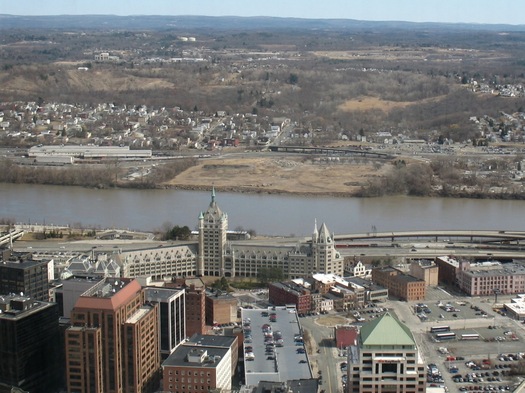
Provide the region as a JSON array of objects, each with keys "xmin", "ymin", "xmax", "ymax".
[{"xmin": 211, "ymin": 186, "xmax": 216, "ymax": 203}]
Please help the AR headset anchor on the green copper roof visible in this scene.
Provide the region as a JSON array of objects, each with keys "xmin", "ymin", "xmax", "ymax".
[{"xmin": 360, "ymin": 312, "xmax": 415, "ymax": 347}]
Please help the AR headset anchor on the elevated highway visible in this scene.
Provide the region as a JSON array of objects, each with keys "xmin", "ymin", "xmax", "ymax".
[
  {"xmin": 0, "ymin": 229, "xmax": 24, "ymax": 246},
  {"xmin": 268, "ymin": 145, "xmax": 393, "ymax": 159},
  {"xmin": 334, "ymin": 230, "xmax": 525, "ymax": 244}
]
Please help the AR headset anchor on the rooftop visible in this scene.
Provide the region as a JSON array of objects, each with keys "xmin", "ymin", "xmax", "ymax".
[
  {"xmin": 0, "ymin": 294, "xmax": 55, "ymax": 320},
  {"xmin": 465, "ymin": 262, "xmax": 525, "ymax": 277},
  {"xmin": 360, "ymin": 312, "xmax": 416, "ymax": 348},
  {"xmin": 144, "ymin": 287, "xmax": 183, "ymax": 302},
  {"xmin": 126, "ymin": 305, "xmax": 154, "ymax": 324},
  {"xmin": 162, "ymin": 345, "xmax": 229, "ymax": 368},
  {"xmin": 241, "ymin": 306, "xmax": 312, "ymax": 386},
  {"xmin": 186, "ymin": 333, "xmax": 237, "ymax": 349},
  {"xmin": 74, "ymin": 278, "xmax": 142, "ymax": 310}
]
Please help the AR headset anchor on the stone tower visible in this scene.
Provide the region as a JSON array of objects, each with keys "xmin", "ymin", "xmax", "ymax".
[{"xmin": 198, "ymin": 188, "xmax": 228, "ymax": 276}]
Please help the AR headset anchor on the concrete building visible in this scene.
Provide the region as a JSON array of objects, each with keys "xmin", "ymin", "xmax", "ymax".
[
  {"xmin": 65, "ymin": 278, "xmax": 160, "ymax": 393},
  {"xmin": 347, "ymin": 260, "xmax": 372, "ymax": 277},
  {"xmin": 145, "ymin": 287, "xmax": 186, "ymax": 359},
  {"xmin": 372, "ymin": 267, "xmax": 426, "ymax": 301},
  {"xmin": 505, "ymin": 295, "xmax": 525, "ymax": 321},
  {"xmin": 205, "ymin": 289, "xmax": 238, "ymax": 325},
  {"xmin": 347, "ymin": 313, "xmax": 426, "ymax": 393},
  {"xmin": 409, "ymin": 259, "xmax": 439, "ymax": 286},
  {"xmin": 161, "ymin": 335, "xmax": 238, "ymax": 393},
  {"xmin": 0, "ymin": 295, "xmax": 61, "ymax": 393},
  {"xmin": 0, "ymin": 251, "xmax": 51, "ymax": 301},
  {"xmin": 458, "ymin": 261, "xmax": 525, "ymax": 296},
  {"xmin": 200, "ymin": 190, "xmax": 344, "ymax": 278},
  {"xmin": 240, "ymin": 307, "xmax": 316, "ymax": 388},
  {"xmin": 113, "ymin": 190, "xmax": 344, "ymax": 281},
  {"xmin": 198, "ymin": 188, "xmax": 228, "ymax": 277},
  {"xmin": 346, "ymin": 277, "xmax": 389, "ymax": 303},
  {"xmin": 118, "ymin": 244, "xmax": 198, "ymax": 279},
  {"xmin": 55, "ymin": 276, "xmax": 102, "ymax": 318}
]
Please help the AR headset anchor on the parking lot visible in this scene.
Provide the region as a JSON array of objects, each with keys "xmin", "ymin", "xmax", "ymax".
[{"xmin": 386, "ymin": 289, "xmax": 525, "ymax": 393}]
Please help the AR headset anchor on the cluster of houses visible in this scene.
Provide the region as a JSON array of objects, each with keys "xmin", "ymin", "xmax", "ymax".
[{"xmin": 0, "ymin": 100, "xmax": 288, "ymax": 155}]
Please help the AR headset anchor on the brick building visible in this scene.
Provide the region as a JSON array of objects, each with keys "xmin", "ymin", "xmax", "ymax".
[
  {"xmin": 268, "ymin": 281, "xmax": 312, "ymax": 314},
  {"xmin": 205, "ymin": 289, "xmax": 238, "ymax": 325},
  {"xmin": 372, "ymin": 267, "xmax": 426, "ymax": 301},
  {"xmin": 161, "ymin": 335, "xmax": 238, "ymax": 393},
  {"xmin": 65, "ymin": 278, "xmax": 160, "ymax": 393},
  {"xmin": 434, "ymin": 256, "xmax": 460, "ymax": 285}
]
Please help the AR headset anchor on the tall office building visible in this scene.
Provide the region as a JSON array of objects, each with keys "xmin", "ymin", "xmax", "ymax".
[
  {"xmin": 65, "ymin": 278, "xmax": 160, "ymax": 393},
  {"xmin": 347, "ymin": 313, "xmax": 426, "ymax": 393},
  {"xmin": 145, "ymin": 287, "xmax": 186, "ymax": 359},
  {"xmin": 0, "ymin": 295, "xmax": 61, "ymax": 393},
  {"xmin": 198, "ymin": 188, "xmax": 228, "ymax": 277},
  {"xmin": 0, "ymin": 251, "xmax": 50, "ymax": 301}
]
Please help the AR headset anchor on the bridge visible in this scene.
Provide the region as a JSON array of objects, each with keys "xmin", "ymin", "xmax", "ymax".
[
  {"xmin": 268, "ymin": 145, "xmax": 393, "ymax": 159},
  {"xmin": 0, "ymin": 229, "xmax": 24, "ymax": 247},
  {"xmin": 334, "ymin": 230, "xmax": 525, "ymax": 244}
]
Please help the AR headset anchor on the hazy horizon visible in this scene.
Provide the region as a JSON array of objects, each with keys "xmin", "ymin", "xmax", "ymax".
[{"xmin": 1, "ymin": 0, "xmax": 524, "ymax": 26}]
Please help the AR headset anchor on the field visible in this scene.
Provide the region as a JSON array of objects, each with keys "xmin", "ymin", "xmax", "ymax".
[{"xmin": 164, "ymin": 156, "xmax": 391, "ymax": 196}]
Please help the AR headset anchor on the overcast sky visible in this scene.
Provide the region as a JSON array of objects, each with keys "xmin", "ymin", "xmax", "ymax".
[{"xmin": 2, "ymin": 0, "xmax": 524, "ymax": 25}]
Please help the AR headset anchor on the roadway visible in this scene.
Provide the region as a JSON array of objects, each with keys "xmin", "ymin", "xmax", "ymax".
[
  {"xmin": 299, "ymin": 315, "xmax": 346, "ymax": 393},
  {"xmin": 335, "ymin": 230, "xmax": 525, "ymax": 243}
]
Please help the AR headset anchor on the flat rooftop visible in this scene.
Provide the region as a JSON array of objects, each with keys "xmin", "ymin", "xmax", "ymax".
[
  {"xmin": 126, "ymin": 305, "xmax": 153, "ymax": 324},
  {"xmin": 186, "ymin": 334, "xmax": 237, "ymax": 349},
  {"xmin": 162, "ymin": 346, "xmax": 229, "ymax": 369},
  {"xmin": 144, "ymin": 287, "xmax": 183, "ymax": 302},
  {"xmin": 241, "ymin": 306, "xmax": 312, "ymax": 387},
  {"xmin": 465, "ymin": 262, "xmax": 525, "ymax": 277}
]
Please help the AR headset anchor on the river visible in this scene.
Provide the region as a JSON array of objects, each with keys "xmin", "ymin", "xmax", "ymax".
[{"xmin": 0, "ymin": 183, "xmax": 523, "ymax": 236}]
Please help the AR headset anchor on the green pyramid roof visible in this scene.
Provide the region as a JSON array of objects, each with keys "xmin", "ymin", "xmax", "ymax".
[{"xmin": 360, "ymin": 312, "xmax": 415, "ymax": 347}]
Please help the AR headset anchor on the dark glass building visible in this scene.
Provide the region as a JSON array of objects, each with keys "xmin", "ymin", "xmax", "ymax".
[
  {"xmin": 0, "ymin": 251, "xmax": 50, "ymax": 301},
  {"xmin": 0, "ymin": 295, "xmax": 61, "ymax": 393}
]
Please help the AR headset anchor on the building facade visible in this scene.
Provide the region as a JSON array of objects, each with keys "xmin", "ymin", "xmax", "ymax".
[
  {"xmin": 268, "ymin": 281, "xmax": 312, "ymax": 315},
  {"xmin": 205, "ymin": 289, "xmax": 238, "ymax": 325},
  {"xmin": 0, "ymin": 295, "xmax": 61, "ymax": 393},
  {"xmin": 118, "ymin": 245, "xmax": 197, "ymax": 279},
  {"xmin": 161, "ymin": 335, "xmax": 238, "ymax": 393},
  {"xmin": 184, "ymin": 284, "xmax": 206, "ymax": 337},
  {"xmin": 145, "ymin": 287, "xmax": 186, "ymax": 359},
  {"xmin": 457, "ymin": 261, "xmax": 525, "ymax": 296},
  {"xmin": 409, "ymin": 260, "xmax": 439, "ymax": 286},
  {"xmin": 0, "ymin": 252, "xmax": 51, "ymax": 301},
  {"xmin": 198, "ymin": 188, "xmax": 228, "ymax": 277},
  {"xmin": 65, "ymin": 278, "xmax": 160, "ymax": 393},
  {"xmin": 372, "ymin": 267, "xmax": 426, "ymax": 301},
  {"xmin": 347, "ymin": 313, "xmax": 426, "ymax": 393}
]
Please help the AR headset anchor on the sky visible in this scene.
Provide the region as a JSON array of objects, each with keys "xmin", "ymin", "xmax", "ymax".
[{"xmin": 1, "ymin": 0, "xmax": 524, "ymax": 25}]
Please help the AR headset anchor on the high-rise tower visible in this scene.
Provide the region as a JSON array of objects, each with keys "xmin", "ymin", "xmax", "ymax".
[
  {"xmin": 65, "ymin": 278, "xmax": 160, "ymax": 393},
  {"xmin": 198, "ymin": 188, "xmax": 228, "ymax": 276}
]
